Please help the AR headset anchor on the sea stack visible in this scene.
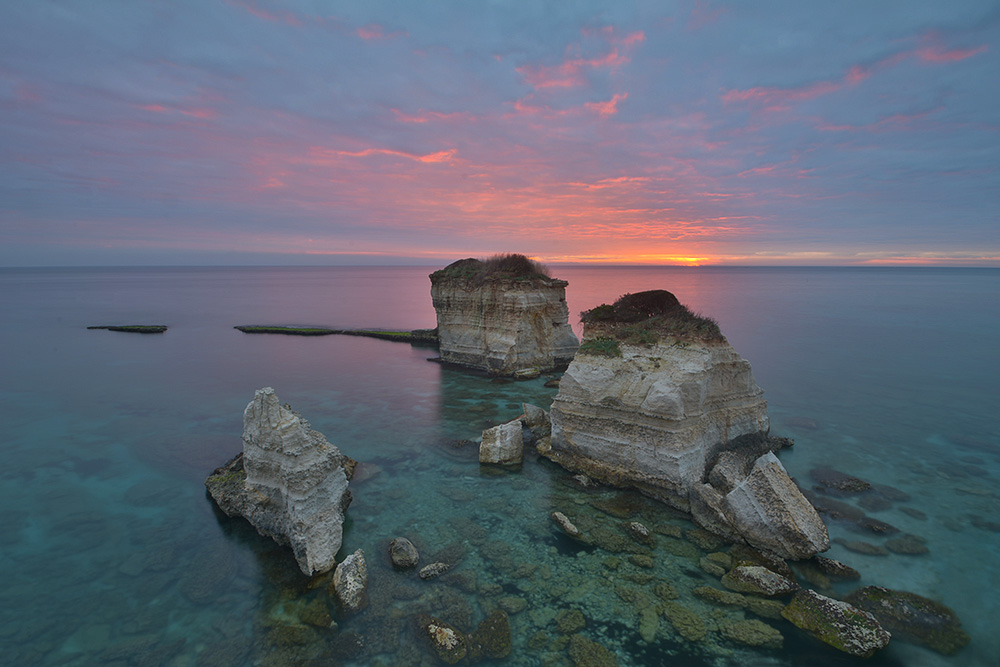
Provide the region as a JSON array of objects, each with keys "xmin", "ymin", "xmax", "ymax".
[
  {"xmin": 429, "ymin": 254, "xmax": 579, "ymax": 376},
  {"xmin": 205, "ymin": 387, "xmax": 353, "ymax": 576},
  {"xmin": 543, "ymin": 290, "xmax": 828, "ymax": 559}
]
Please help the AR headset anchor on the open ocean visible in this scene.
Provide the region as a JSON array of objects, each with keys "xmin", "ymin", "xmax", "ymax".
[{"xmin": 0, "ymin": 265, "xmax": 997, "ymax": 667}]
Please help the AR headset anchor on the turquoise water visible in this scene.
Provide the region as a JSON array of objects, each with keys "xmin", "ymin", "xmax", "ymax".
[{"xmin": 0, "ymin": 266, "xmax": 996, "ymax": 666}]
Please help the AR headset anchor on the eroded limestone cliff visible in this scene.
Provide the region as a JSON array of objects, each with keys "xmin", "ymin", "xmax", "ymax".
[
  {"xmin": 206, "ymin": 387, "xmax": 353, "ymax": 575},
  {"xmin": 543, "ymin": 290, "xmax": 828, "ymax": 559},
  {"xmin": 430, "ymin": 256, "xmax": 578, "ymax": 375}
]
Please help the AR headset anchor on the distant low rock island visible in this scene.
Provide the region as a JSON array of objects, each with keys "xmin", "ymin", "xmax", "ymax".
[{"xmin": 430, "ymin": 254, "xmax": 579, "ymax": 376}]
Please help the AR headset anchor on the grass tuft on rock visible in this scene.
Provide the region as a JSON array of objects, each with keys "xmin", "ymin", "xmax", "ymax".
[
  {"xmin": 580, "ymin": 290, "xmax": 723, "ymax": 344},
  {"xmin": 430, "ymin": 254, "xmax": 552, "ymax": 286}
]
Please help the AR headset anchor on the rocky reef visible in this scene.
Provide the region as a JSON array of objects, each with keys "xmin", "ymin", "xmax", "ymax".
[
  {"xmin": 205, "ymin": 387, "xmax": 353, "ymax": 576},
  {"xmin": 430, "ymin": 254, "xmax": 579, "ymax": 376},
  {"xmin": 543, "ymin": 290, "xmax": 829, "ymax": 559}
]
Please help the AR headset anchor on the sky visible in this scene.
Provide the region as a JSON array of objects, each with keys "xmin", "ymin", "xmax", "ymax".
[{"xmin": 1, "ymin": 1, "xmax": 998, "ymax": 267}]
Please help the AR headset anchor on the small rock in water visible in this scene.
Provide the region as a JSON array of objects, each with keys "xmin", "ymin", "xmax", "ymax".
[
  {"xmin": 555, "ymin": 608, "xmax": 587, "ymax": 634},
  {"xmin": 418, "ymin": 615, "xmax": 467, "ymax": 664},
  {"xmin": 721, "ymin": 565, "xmax": 799, "ymax": 597},
  {"xmin": 331, "ymin": 549, "xmax": 368, "ymax": 614},
  {"xmin": 468, "ymin": 609, "xmax": 512, "ymax": 659},
  {"xmin": 858, "ymin": 494, "xmax": 893, "ymax": 512},
  {"xmin": 833, "ymin": 538, "xmax": 889, "ymax": 556},
  {"xmin": 885, "ymin": 533, "xmax": 930, "ymax": 555},
  {"xmin": 389, "ymin": 537, "xmax": 420, "ymax": 569},
  {"xmin": 852, "ymin": 517, "xmax": 900, "ymax": 535},
  {"xmin": 551, "ymin": 511, "xmax": 581, "ymax": 538},
  {"xmin": 419, "ymin": 562, "xmax": 451, "ymax": 580},
  {"xmin": 626, "ymin": 521, "xmax": 653, "ymax": 544},
  {"xmin": 872, "ymin": 483, "xmax": 911, "ymax": 502},
  {"xmin": 782, "ymin": 589, "xmax": 890, "ymax": 658},
  {"xmin": 811, "ymin": 555, "xmax": 861, "ymax": 580},
  {"xmin": 719, "ymin": 619, "xmax": 784, "ymax": 650},
  {"xmin": 846, "ymin": 586, "xmax": 970, "ymax": 655},
  {"xmin": 810, "ymin": 467, "xmax": 872, "ymax": 494},
  {"xmin": 899, "ymin": 506, "xmax": 928, "ymax": 520}
]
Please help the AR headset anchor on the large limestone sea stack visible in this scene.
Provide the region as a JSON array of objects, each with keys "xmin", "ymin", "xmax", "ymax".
[
  {"xmin": 543, "ymin": 290, "xmax": 828, "ymax": 559},
  {"xmin": 430, "ymin": 254, "xmax": 579, "ymax": 376},
  {"xmin": 206, "ymin": 387, "xmax": 353, "ymax": 576}
]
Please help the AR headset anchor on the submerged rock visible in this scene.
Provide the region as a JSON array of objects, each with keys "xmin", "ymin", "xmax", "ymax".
[
  {"xmin": 544, "ymin": 291, "xmax": 828, "ymax": 559},
  {"xmin": 468, "ymin": 609, "xmax": 512, "ymax": 659},
  {"xmin": 419, "ymin": 562, "xmax": 451, "ymax": 580},
  {"xmin": 389, "ymin": 537, "xmax": 420, "ymax": 569},
  {"xmin": 479, "ymin": 420, "xmax": 524, "ymax": 465},
  {"xmin": 781, "ymin": 589, "xmax": 890, "ymax": 658},
  {"xmin": 429, "ymin": 256, "xmax": 579, "ymax": 375},
  {"xmin": 719, "ymin": 619, "xmax": 784, "ymax": 649},
  {"xmin": 568, "ymin": 633, "xmax": 618, "ymax": 667},
  {"xmin": 332, "ymin": 549, "xmax": 368, "ymax": 614},
  {"xmin": 551, "ymin": 511, "xmax": 581, "ymax": 538},
  {"xmin": 205, "ymin": 387, "xmax": 352, "ymax": 576},
  {"xmin": 418, "ymin": 615, "xmax": 467, "ymax": 664},
  {"xmin": 846, "ymin": 586, "xmax": 970, "ymax": 655}
]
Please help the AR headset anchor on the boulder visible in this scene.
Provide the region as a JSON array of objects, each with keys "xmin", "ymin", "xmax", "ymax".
[
  {"xmin": 389, "ymin": 537, "xmax": 419, "ymax": 569},
  {"xmin": 479, "ymin": 420, "xmax": 524, "ymax": 465},
  {"xmin": 429, "ymin": 257, "xmax": 579, "ymax": 375},
  {"xmin": 782, "ymin": 589, "xmax": 890, "ymax": 658},
  {"xmin": 722, "ymin": 452, "xmax": 830, "ymax": 559},
  {"xmin": 332, "ymin": 549, "xmax": 368, "ymax": 614},
  {"xmin": 522, "ymin": 403, "xmax": 551, "ymax": 437},
  {"xmin": 205, "ymin": 387, "xmax": 352, "ymax": 576},
  {"xmin": 846, "ymin": 586, "xmax": 969, "ymax": 655}
]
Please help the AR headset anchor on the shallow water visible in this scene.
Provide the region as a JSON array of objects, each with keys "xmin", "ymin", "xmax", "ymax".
[{"xmin": 0, "ymin": 265, "xmax": 996, "ymax": 666}]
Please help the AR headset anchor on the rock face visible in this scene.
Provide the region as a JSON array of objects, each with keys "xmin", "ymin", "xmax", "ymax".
[
  {"xmin": 429, "ymin": 257, "xmax": 578, "ymax": 375},
  {"xmin": 205, "ymin": 387, "xmax": 352, "ymax": 576},
  {"xmin": 544, "ymin": 290, "xmax": 828, "ymax": 560}
]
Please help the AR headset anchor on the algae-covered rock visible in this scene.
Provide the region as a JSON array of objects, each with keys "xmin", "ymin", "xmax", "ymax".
[
  {"xmin": 639, "ymin": 606, "xmax": 660, "ymax": 642},
  {"xmin": 721, "ymin": 565, "xmax": 799, "ymax": 597},
  {"xmin": 662, "ymin": 601, "xmax": 707, "ymax": 642},
  {"xmin": 627, "ymin": 521, "xmax": 653, "ymax": 544},
  {"xmin": 468, "ymin": 609, "xmax": 512, "ymax": 659},
  {"xmin": 782, "ymin": 589, "xmax": 890, "ymax": 658},
  {"xmin": 698, "ymin": 556, "xmax": 727, "ymax": 577},
  {"xmin": 719, "ymin": 619, "xmax": 783, "ymax": 649},
  {"xmin": 418, "ymin": 615, "xmax": 468, "ymax": 664},
  {"xmin": 692, "ymin": 586, "xmax": 748, "ymax": 608},
  {"xmin": 419, "ymin": 562, "xmax": 450, "ymax": 580},
  {"xmin": 654, "ymin": 582, "xmax": 679, "ymax": 601},
  {"xmin": 628, "ymin": 554, "xmax": 654, "ymax": 569},
  {"xmin": 811, "ymin": 555, "xmax": 860, "ymax": 580},
  {"xmin": 746, "ymin": 597, "xmax": 786, "ymax": 620},
  {"xmin": 568, "ymin": 633, "xmax": 619, "ymax": 667},
  {"xmin": 846, "ymin": 586, "xmax": 969, "ymax": 655},
  {"xmin": 556, "ymin": 608, "xmax": 587, "ymax": 634},
  {"xmin": 728, "ymin": 544, "xmax": 794, "ymax": 579}
]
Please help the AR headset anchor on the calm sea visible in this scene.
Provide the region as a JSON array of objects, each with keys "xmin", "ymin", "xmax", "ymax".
[{"xmin": 0, "ymin": 266, "xmax": 996, "ymax": 666}]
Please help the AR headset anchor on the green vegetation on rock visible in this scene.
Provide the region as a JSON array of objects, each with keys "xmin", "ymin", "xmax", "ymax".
[
  {"xmin": 846, "ymin": 586, "xmax": 970, "ymax": 655},
  {"xmin": 430, "ymin": 253, "xmax": 553, "ymax": 286},
  {"xmin": 580, "ymin": 290, "xmax": 723, "ymax": 344},
  {"xmin": 577, "ymin": 337, "xmax": 622, "ymax": 357}
]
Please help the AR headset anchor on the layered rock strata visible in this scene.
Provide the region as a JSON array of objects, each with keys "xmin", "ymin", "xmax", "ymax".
[
  {"xmin": 429, "ymin": 258, "xmax": 578, "ymax": 375},
  {"xmin": 544, "ymin": 290, "xmax": 828, "ymax": 559},
  {"xmin": 205, "ymin": 387, "xmax": 352, "ymax": 576}
]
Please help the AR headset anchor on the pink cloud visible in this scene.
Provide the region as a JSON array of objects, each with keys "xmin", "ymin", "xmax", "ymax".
[
  {"xmin": 517, "ymin": 28, "xmax": 642, "ymax": 90},
  {"xmin": 585, "ymin": 92, "xmax": 628, "ymax": 117},
  {"xmin": 917, "ymin": 43, "xmax": 988, "ymax": 63},
  {"xmin": 224, "ymin": 0, "xmax": 302, "ymax": 27}
]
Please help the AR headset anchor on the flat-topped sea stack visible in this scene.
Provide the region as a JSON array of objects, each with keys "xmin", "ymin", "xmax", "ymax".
[
  {"xmin": 206, "ymin": 387, "xmax": 353, "ymax": 576},
  {"xmin": 543, "ymin": 290, "xmax": 828, "ymax": 559},
  {"xmin": 430, "ymin": 254, "xmax": 579, "ymax": 376}
]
